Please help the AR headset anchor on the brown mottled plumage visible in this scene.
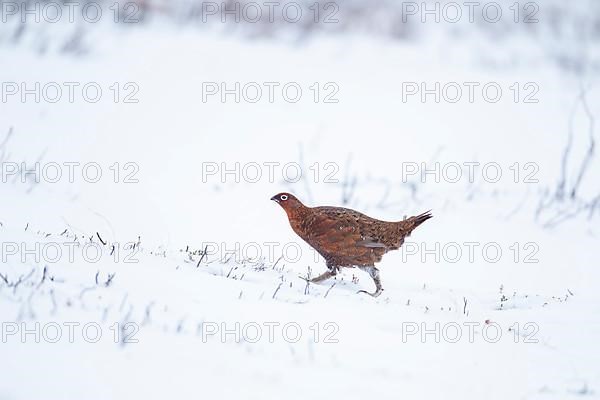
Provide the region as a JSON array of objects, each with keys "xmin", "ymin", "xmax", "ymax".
[{"xmin": 271, "ymin": 192, "xmax": 432, "ymax": 297}]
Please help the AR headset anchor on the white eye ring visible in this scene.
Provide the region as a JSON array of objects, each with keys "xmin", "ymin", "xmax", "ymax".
[{"xmin": 280, "ymin": 194, "xmax": 288, "ymax": 201}]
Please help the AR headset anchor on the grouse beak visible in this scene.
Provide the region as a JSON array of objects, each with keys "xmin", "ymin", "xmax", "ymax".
[{"xmin": 270, "ymin": 195, "xmax": 279, "ymax": 203}]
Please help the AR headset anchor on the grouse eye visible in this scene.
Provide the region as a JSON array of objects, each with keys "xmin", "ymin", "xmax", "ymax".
[{"xmin": 280, "ymin": 194, "xmax": 288, "ymax": 201}]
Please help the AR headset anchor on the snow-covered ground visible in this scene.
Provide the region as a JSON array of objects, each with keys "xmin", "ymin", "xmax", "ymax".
[{"xmin": 1, "ymin": 1, "xmax": 599, "ymax": 399}]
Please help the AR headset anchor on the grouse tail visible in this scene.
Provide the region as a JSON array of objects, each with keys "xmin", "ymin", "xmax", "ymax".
[
  {"xmin": 399, "ymin": 210, "xmax": 432, "ymax": 233},
  {"xmin": 411, "ymin": 210, "xmax": 433, "ymax": 228}
]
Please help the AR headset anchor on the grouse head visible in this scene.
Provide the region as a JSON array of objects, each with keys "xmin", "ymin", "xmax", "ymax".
[{"xmin": 270, "ymin": 192, "xmax": 305, "ymax": 213}]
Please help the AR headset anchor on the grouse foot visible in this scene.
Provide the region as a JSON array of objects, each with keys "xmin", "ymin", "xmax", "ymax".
[
  {"xmin": 357, "ymin": 266, "xmax": 383, "ymax": 297},
  {"xmin": 310, "ymin": 269, "xmax": 337, "ymax": 283},
  {"xmin": 299, "ymin": 268, "xmax": 337, "ymax": 284},
  {"xmin": 357, "ymin": 288, "xmax": 383, "ymax": 298}
]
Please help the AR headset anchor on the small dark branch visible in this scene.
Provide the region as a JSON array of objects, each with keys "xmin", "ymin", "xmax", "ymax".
[
  {"xmin": 142, "ymin": 301, "xmax": 155, "ymax": 325},
  {"xmin": 105, "ymin": 273, "xmax": 116, "ymax": 287},
  {"xmin": 95, "ymin": 271, "xmax": 100, "ymax": 285},
  {"xmin": 272, "ymin": 255, "xmax": 283, "ymax": 270},
  {"xmin": 24, "ymin": 223, "xmax": 29, "ymax": 231},
  {"xmin": 570, "ymin": 84, "xmax": 595, "ymax": 199},
  {"xmin": 324, "ymin": 282, "xmax": 336, "ymax": 298},
  {"xmin": 463, "ymin": 297, "xmax": 468, "ymax": 315},
  {"xmin": 272, "ymin": 282, "xmax": 283, "ymax": 299},
  {"xmin": 36, "ymin": 266, "xmax": 48, "ymax": 289},
  {"xmin": 110, "ymin": 244, "xmax": 116, "ymax": 256},
  {"xmin": 556, "ymin": 95, "xmax": 579, "ymax": 200},
  {"xmin": 0, "ymin": 272, "xmax": 9, "ymax": 284},
  {"xmin": 132, "ymin": 236, "xmax": 141, "ymax": 250},
  {"xmin": 304, "ymin": 279, "xmax": 310, "ymax": 295},
  {"xmin": 197, "ymin": 245, "xmax": 208, "ymax": 267},
  {"xmin": 96, "ymin": 232, "xmax": 107, "ymax": 246},
  {"xmin": 226, "ymin": 266, "xmax": 235, "ymax": 278}
]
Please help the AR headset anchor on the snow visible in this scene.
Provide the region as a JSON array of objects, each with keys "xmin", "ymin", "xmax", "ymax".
[{"xmin": 1, "ymin": 3, "xmax": 599, "ymax": 399}]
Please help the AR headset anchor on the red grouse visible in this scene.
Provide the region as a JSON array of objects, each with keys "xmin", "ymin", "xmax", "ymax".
[{"xmin": 271, "ymin": 192, "xmax": 432, "ymax": 297}]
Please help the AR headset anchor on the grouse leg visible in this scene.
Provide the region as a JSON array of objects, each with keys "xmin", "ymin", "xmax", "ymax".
[
  {"xmin": 310, "ymin": 268, "xmax": 337, "ymax": 283},
  {"xmin": 357, "ymin": 266, "xmax": 383, "ymax": 297}
]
